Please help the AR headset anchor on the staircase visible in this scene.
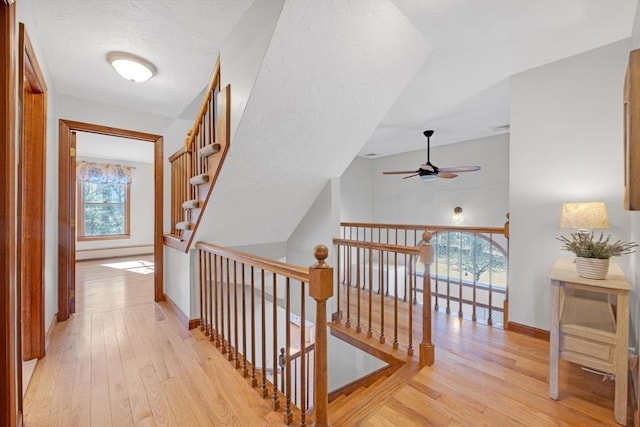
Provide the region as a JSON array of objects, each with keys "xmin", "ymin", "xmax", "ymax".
[{"xmin": 164, "ymin": 57, "xmax": 231, "ymax": 253}]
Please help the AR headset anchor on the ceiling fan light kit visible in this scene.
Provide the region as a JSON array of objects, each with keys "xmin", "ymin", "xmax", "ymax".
[{"xmin": 383, "ymin": 130, "xmax": 481, "ymax": 182}]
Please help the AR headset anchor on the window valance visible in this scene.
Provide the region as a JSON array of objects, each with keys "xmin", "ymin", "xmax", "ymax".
[{"xmin": 77, "ymin": 161, "xmax": 133, "ymax": 184}]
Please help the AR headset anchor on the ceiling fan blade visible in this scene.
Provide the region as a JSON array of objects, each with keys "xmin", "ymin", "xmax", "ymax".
[
  {"xmin": 402, "ymin": 173, "xmax": 420, "ymax": 179},
  {"xmin": 438, "ymin": 166, "xmax": 481, "ymax": 173},
  {"xmin": 437, "ymin": 172, "xmax": 458, "ymax": 179},
  {"xmin": 383, "ymin": 170, "xmax": 420, "ymax": 175}
]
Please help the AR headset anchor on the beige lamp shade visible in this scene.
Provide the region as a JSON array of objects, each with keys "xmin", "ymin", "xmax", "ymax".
[{"xmin": 559, "ymin": 202, "xmax": 609, "ymax": 230}]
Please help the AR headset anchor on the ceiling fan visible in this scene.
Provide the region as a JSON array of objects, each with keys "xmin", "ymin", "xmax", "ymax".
[{"xmin": 383, "ymin": 130, "xmax": 481, "ymax": 181}]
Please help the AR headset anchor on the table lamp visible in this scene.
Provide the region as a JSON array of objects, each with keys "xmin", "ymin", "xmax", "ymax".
[{"xmin": 559, "ymin": 201, "xmax": 609, "ymax": 235}]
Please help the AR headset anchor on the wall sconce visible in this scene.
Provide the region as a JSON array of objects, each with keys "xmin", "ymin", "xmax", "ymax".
[{"xmin": 452, "ymin": 206, "xmax": 463, "ymax": 223}]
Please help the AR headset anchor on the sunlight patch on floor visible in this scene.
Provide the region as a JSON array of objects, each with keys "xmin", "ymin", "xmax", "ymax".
[{"xmin": 101, "ymin": 260, "xmax": 155, "ymax": 275}]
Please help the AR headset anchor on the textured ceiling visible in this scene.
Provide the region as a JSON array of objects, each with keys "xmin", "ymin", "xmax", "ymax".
[
  {"xmin": 25, "ymin": 0, "xmax": 638, "ymax": 158},
  {"xmin": 202, "ymin": 0, "xmax": 431, "ymax": 246},
  {"xmin": 27, "ymin": 0, "xmax": 253, "ymax": 118},
  {"xmin": 364, "ymin": 0, "xmax": 638, "ymax": 157}
]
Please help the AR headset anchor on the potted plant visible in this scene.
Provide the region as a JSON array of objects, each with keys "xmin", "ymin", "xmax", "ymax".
[{"xmin": 556, "ymin": 232, "xmax": 637, "ymax": 279}]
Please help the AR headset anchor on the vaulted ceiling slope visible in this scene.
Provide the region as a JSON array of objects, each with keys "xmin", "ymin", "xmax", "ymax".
[
  {"xmin": 198, "ymin": 0, "xmax": 431, "ymax": 246},
  {"xmin": 365, "ymin": 0, "xmax": 638, "ymax": 156},
  {"xmin": 26, "ymin": 0, "xmax": 637, "ymax": 157}
]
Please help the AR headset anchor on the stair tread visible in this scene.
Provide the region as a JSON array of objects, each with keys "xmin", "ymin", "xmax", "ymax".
[
  {"xmin": 198, "ymin": 142, "xmax": 221, "ymax": 158},
  {"xmin": 190, "ymin": 173, "xmax": 209, "ymax": 185},
  {"xmin": 182, "ymin": 199, "xmax": 199, "ymax": 209},
  {"xmin": 176, "ymin": 221, "xmax": 192, "ymax": 231}
]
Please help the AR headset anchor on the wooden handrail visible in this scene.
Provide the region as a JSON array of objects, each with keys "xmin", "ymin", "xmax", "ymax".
[
  {"xmin": 332, "ymin": 238, "xmax": 419, "ymax": 255},
  {"xmin": 341, "ymin": 222, "xmax": 506, "ymax": 235},
  {"xmin": 196, "ymin": 241, "xmax": 332, "ymax": 426},
  {"xmin": 186, "ymin": 56, "xmax": 221, "ymax": 151},
  {"xmin": 168, "ymin": 146, "xmax": 189, "ymax": 162},
  {"xmin": 333, "ymin": 222, "xmax": 509, "ymax": 368},
  {"xmin": 196, "ymin": 241, "xmax": 309, "ymax": 282},
  {"xmin": 289, "ymin": 342, "xmax": 315, "ymax": 361},
  {"xmin": 163, "ymin": 55, "xmax": 232, "ymax": 252}
]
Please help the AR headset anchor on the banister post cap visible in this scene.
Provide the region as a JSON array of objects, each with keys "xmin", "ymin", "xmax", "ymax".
[{"xmin": 313, "ymin": 244, "xmax": 329, "ymax": 268}]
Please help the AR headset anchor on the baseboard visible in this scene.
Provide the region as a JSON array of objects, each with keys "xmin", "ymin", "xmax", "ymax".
[
  {"xmin": 162, "ymin": 293, "xmax": 189, "ymax": 329},
  {"xmin": 188, "ymin": 319, "xmax": 201, "ymax": 330},
  {"xmin": 506, "ymin": 321, "xmax": 550, "ymax": 341},
  {"xmin": 44, "ymin": 313, "xmax": 57, "ymax": 352},
  {"xmin": 75, "ymin": 245, "xmax": 153, "ymax": 261}
]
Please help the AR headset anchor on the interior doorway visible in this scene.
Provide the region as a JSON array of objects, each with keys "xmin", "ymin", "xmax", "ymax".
[
  {"xmin": 58, "ymin": 120, "xmax": 164, "ymax": 322},
  {"xmin": 17, "ymin": 23, "xmax": 47, "ymax": 406}
]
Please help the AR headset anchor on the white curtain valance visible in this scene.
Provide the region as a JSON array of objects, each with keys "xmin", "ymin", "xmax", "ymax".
[{"xmin": 77, "ymin": 161, "xmax": 133, "ymax": 184}]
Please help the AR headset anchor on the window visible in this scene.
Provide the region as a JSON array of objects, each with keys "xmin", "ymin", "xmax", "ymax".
[{"xmin": 77, "ymin": 161, "xmax": 132, "ymax": 241}]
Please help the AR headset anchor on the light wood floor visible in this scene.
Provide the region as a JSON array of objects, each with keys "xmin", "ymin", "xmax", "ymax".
[
  {"xmin": 24, "ymin": 258, "xmax": 630, "ymax": 426},
  {"xmin": 332, "ymin": 283, "xmax": 631, "ymax": 426},
  {"xmin": 23, "ymin": 256, "xmax": 284, "ymax": 427}
]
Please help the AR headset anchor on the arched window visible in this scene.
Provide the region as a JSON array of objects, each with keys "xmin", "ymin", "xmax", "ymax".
[{"xmin": 430, "ymin": 231, "xmax": 508, "ymax": 287}]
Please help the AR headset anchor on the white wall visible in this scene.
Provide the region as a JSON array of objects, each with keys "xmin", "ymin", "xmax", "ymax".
[
  {"xmin": 286, "ymin": 179, "xmax": 341, "ymax": 321},
  {"xmin": 57, "ymin": 94, "xmax": 173, "ymax": 136},
  {"xmin": 17, "ymin": 0, "xmax": 60, "ymax": 334},
  {"xmin": 75, "ymin": 157, "xmax": 154, "ymax": 255},
  {"xmin": 162, "ymin": 118, "xmax": 193, "ymax": 316},
  {"xmin": 219, "ymin": 0, "xmax": 285, "ymax": 142},
  {"xmin": 369, "ymin": 134, "xmax": 509, "ymax": 227},
  {"xmin": 510, "ymin": 39, "xmax": 632, "ymax": 330},
  {"xmin": 340, "ymin": 156, "xmax": 374, "ymax": 222}
]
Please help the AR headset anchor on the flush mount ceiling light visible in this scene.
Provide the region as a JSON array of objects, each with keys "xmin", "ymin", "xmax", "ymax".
[{"xmin": 107, "ymin": 51, "xmax": 156, "ymax": 83}]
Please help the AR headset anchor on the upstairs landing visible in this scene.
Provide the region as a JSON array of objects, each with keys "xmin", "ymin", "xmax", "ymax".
[{"xmin": 329, "ymin": 288, "xmax": 628, "ymax": 426}]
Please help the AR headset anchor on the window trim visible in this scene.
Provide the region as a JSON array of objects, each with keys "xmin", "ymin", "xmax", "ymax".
[{"xmin": 77, "ymin": 180, "xmax": 131, "ymax": 241}]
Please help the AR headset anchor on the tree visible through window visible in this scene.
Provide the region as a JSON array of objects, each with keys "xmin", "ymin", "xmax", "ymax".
[
  {"xmin": 77, "ymin": 161, "xmax": 132, "ymax": 240},
  {"xmin": 435, "ymin": 232, "xmax": 507, "ymax": 282},
  {"xmin": 80, "ymin": 182, "xmax": 129, "ymax": 237}
]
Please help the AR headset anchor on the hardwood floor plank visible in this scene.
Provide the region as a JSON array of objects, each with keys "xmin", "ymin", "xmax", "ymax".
[
  {"xmin": 104, "ymin": 320, "xmax": 135, "ymax": 426},
  {"xmin": 24, "ymin": 256, "xmax": 630, "ymax": 426},
  {"xmin": 332, "ymin": 284, "xmax": 629, "ymax": 426}
]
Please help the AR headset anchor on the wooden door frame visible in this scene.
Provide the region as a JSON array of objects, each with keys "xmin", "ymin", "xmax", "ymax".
[
  {"xmin": 58, "ymin": 120, "xmax": 164, "ymax": 322},
  {"xmin": 0, "ymin": 2, "xmax": 20, "ymax": 426},
  {"xmin": 18, "ymin": 23, "xmax": 48, "ymax": 361}
]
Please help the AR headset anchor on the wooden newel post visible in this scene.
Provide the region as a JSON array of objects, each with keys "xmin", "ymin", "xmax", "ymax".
[
  {"xmin": 419, "ymin": 231, "xmax": 435, "ymax": 367},
  {"xmin": 309, "ymin": 244, "xmax": 333, "ymax": 427}
]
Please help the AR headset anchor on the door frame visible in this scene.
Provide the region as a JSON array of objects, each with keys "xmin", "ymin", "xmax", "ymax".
[
  {"xmin": 18, "ymin": 23, "xmax": 48, "ymax": 361},
  {"xmin": 58, "ymin": 120, "xmax": 164, "ymax": 321},
  {"xmin": 0, "ymin": 1, "xmax": 20, "ymax": 425}
]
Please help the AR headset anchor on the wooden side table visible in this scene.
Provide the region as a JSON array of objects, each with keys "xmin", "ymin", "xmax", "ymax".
[{"xmin": 549, "ymin": 257, "xmax": 630, "ymax": 425}]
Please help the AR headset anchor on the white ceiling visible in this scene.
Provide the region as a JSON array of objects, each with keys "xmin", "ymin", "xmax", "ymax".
[
  {"xmin": 26, "ymin": 0, "xmax": 638, "ymax": 158},
  {"xmin": 27, "ymin": 0, "xmax": 253, "ymax": 118}
]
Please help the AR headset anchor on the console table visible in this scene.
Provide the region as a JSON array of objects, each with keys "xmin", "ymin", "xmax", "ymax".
[{"xmin": 549, "ymin": 257, "xmax": 630, "ymax": 425}]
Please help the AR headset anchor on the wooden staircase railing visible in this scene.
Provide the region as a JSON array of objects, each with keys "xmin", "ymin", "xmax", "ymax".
[
  {"xmin": 332, "ymin": 219, "xmax": 510, "ymax": 367},
  {"xmin": 332, "ymin": 235, "xmax": 435, "ymax": 367},
  {"xmin": 163, "ymin": 56, "xmax": 231, "ymax": 252},
  {"xmin": 338, "ymin": 219, "xmax": 510, "ymax": 325},
  {"xmin": 195, "ymin": 241, "xmax": 333, "ymax": 427}
]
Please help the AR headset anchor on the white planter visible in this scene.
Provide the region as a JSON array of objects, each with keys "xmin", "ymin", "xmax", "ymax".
[{"xmin": 575, "ymin": 257, "xmax": 610, "ymax": 280}]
